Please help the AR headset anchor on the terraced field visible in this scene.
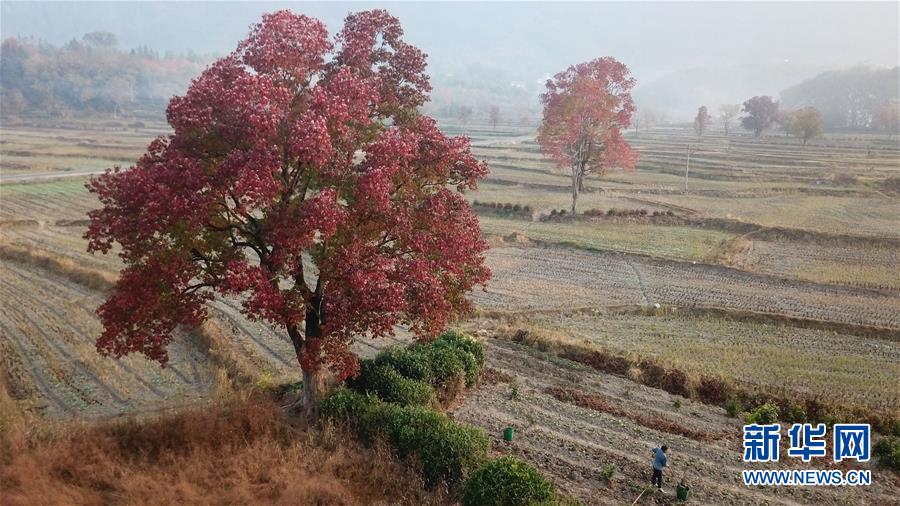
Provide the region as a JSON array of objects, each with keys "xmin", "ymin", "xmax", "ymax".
[
  {"xmin": 479, "ymin": 245, "xmax": 900, "ymax": 329},
  {"xmin": 1, "ymin": 120, "xmax": 898, "ymax": 503},
  {"xmin": 0, "ymin": 119, "xmax": 168, "ymax": 178},
  {"xmin": 466, "ymin": 312, "xmax": 900, "ymax": 413},
  {"xmin": 452, "ymin": 338, "xmax": 900, "ymax": 506},
  {"xmin": 0, "ymin": 260, "xmax": 214, "ymax": 418}
]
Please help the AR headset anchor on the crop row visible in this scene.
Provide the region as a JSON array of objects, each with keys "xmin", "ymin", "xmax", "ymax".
[{"xmin": 0, "ymin": 260, "xmax": 214, "ymax": 418}]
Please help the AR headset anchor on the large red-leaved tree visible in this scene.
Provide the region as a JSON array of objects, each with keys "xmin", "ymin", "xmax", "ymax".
[
  {"xmin": 537, "ymin": 57, "xmax": 637, "ymax": 214},
  {"xmin": 85, "ymin": 9, "xmax": 491, "ymax": 409}
]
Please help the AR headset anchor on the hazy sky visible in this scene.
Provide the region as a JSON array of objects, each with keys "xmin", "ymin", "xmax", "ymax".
[
  {"xmin": 3, "ymin": 2, "xmax": 898, "ymax": 78},
  {"xmin": 3, "ymin": 2, "xmax": 898, "ymax": 119}
]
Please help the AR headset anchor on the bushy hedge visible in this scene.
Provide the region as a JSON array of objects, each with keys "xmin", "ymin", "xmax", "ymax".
[
  {"xmin": 319, "ymin": 386, "xmax": 380, "ymax": 421},
  {"xmin": 874, "ymin": 436, "xmax": 900, "ymax": 470},
  {"xmin": 323, "ymin": 332, "xmax": 559, "ymax": 498},
  {"xmin": 321, "ymin": 388, "xmax": 489, "ymax": 488},
  {"xmin": 463, "ymin": 456, "xmax": 556, "ymax": 506},
  {"xmin": 348, "ymin": 362, "xmax": 435, "ymax": 406},
  {"xmin": 386, "ymin": 405, "xmax": 490, "ymax": 487},
  {"xmin": 360, "ymin": 331, "xmax": 485, "ymax": 397},
  {"xmin": 743, "ymin": 402, "xmax": 780, "ymax": 425}
]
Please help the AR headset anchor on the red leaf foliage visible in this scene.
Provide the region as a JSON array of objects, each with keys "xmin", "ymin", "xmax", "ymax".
[
  {"xmin": 85, "ymin": 10, "xmax": 490, "ymax": 379},
  {"xmin": 537, "ymin": 57, "xmax": 638, "ymax": 183}
]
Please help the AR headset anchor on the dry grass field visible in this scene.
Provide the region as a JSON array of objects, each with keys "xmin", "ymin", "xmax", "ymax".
[{"xmin": 1, "ymin": 118, "xmax": 898, "ymax": 504}]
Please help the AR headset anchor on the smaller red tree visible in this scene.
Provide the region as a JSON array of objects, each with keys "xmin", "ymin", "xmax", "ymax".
[{"xmin": 537, "ymin": 57, "xmax": 637, "ymax": 214}]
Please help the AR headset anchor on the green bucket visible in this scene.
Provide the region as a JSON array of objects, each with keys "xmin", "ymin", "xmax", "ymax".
[
  {"xmin": 676, "ymin": 482, "xmax": 690, "ymax": 502},
  {"xmin": 503, "ymin": 427, "xmax": 515, "ymax": 441}
]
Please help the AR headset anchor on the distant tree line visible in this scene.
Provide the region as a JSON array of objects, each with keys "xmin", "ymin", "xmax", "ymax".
[
  {"xmin": 0, "ymin": 33, "xmax": 209, "ymax": 119},
  {"xmin": 780, "ymin": 66, "xmax": 899, "ymax": 131}
]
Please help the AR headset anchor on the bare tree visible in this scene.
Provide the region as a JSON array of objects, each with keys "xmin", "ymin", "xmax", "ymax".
[
  {"xmin": 719, "ymin": 104, "xmax": 740, "ymax": 136},
  {"xmin": 488, "ymin": 105, "xmax": 501, "ymax": 129}
]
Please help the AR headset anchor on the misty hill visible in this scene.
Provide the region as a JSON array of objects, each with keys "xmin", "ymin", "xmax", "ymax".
[
  {"xmin": 633, "ymin": 62, "xmax": 834, "ymax": 123},
  {"xmin": 781, "ymin": 66, "xmax": 900, "ymax": 130}
]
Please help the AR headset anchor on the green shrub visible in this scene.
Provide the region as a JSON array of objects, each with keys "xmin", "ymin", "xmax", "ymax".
[
  {"xmin": 781, "ymin": 402, "xmax": 807, "ymax": 423},
  {"xmin": 438, "ymin": 331, "xmax": 485, "ymax": 368},
  {"xmin": 321, "ymin": 390, "xmax": 489, "ymax": 489},
  {"xmin": 349, "ymin": 361, "xmax": 434, "ymax": 406},
  {"xmin": 375, "ymin": 345, "xmax": 434, "ymax": 383},
  {"xmin": 889, "ymin": 420, "xmax": 900, "ymax": 438},
  {"xmin": 425, "ymin": 344, "xmax": 467, "ymax": 385},
  {"xmin": 319, "ymin": 387, "xmax": 380, "ymax": 422},
  {"xmin": 874, "ymin": 436, "xmax": 900, "ymax": 470},
  {"xmin": 385, "ymin": 405, "xmax": 490, "ymax": 488},
  {"xmin": 743, "ymin": 402, "xmax": 780, "ymax": 425},
  {"xmin": 463, "ymin": 456, "xmax": 556, "ymax": 506},
  {"xmin": 371, "ymin": 331, "xmax": 485, "ymax": 390},
  {"xmin": 821, "ymin": 410, "xmax": 848, "ymax": 427},
  {"xmin": 436, "ymin": 331, "xmax": 485, "ymax": 386},
  {"xmin": 357, "ymin": 400, "xmax": 400, "ymax": 442}
]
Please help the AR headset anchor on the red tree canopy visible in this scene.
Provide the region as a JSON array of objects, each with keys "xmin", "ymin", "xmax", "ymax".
[
  {"xmin": 537, "ymin": 57, "xmax": 637, "ymax": 182},
  {"xmin": 85, "ymin": 9, "xmax": 490, "ymax": 382}
]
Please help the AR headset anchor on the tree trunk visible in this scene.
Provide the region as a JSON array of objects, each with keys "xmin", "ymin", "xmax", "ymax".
[
  {"xmin": 571, "ymin": 169, "xmax": 579, "ymax": 215},
  {"xmin": 684, "ymin": 146, "xmax": 693, "ymax": 191},
  {"xmin": 301, "ymin": 367, "xmax": 324, "ymax": 412},
  {"xmin": 286, "ymin": 302, "xmax": 325, "ymax": 412}
]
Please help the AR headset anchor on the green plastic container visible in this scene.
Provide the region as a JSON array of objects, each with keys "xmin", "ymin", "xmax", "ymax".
[
  {"xmin": 503, "ymin": 426, "xmax": 515, "ymax": 441},
  {"xmin": 676, "ymin": 482, "xmax": 690, "ymax": 502}
]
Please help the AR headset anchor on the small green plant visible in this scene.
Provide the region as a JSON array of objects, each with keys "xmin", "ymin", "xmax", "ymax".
[
  {"xmin": 673, "ymin": 399, "xmax": 682, "ymax": 410},
  {"xmin": 600, "ymin": 463, "xmax": 617, "ymax": 482},
  {"xmin": 509, "ymin": 380, "xmax": 519, "ymax": 400},
  {"xmin": 463, "ymin": 456, "xmax": 556, "ymax": 506},
  {"xmin": 743, "ymin": 402, "xmax": 780, "ymax": 425},
  {"xmin": 725, "ymin": 398, "xmax": 743, "ymax": 418},
  {"xmin": 782, "ymin": 402, "xmax": 807, "ymax": 423},
  {"xmin": 254, "ymin": 370, "xmax": 277, "ymax": 391},
  {"xmin": 874, "ymin": 436, "xmax": 900, "ymax": 470}
]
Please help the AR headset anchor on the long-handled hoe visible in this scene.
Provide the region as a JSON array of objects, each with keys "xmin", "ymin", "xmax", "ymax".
[{"xmin": 629, "ymin": 485, "xmax": 651, "ymax": 505}]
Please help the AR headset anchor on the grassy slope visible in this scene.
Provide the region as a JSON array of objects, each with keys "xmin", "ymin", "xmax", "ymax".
[{"xmin": 0, "ymin": 391, "xmax": 445, "ymax": 506}]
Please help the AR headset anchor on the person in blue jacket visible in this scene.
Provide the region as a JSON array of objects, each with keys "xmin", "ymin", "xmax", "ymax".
[{"xmin": 651, "ymin": 445, "xmax": 668, "ymax": 491}]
